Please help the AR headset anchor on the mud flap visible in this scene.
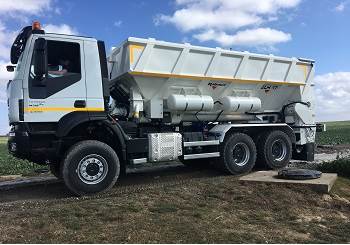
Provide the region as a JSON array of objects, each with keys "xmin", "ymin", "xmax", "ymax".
[{"xmin": 292, "ymin": 143, "xmax": 315, "ymax": 161}]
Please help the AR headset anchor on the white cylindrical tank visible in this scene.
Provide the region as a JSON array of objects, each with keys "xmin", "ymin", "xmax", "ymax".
[
  {"xmin": 167, "ymin": 94, "xmax": 214, "ymax": 111},
  {"xmin": 220, "ymin": 97, "xmax": 261, "ymax": 113}
]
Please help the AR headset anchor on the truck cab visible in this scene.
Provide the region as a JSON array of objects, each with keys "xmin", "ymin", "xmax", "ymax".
[
  {"xmin": 8, "ymin": 23, "xmax": 110, "ymax": 161},
  {"xmin": 8, "ymin": 26, "xmax": 109, "ymax": 122}
]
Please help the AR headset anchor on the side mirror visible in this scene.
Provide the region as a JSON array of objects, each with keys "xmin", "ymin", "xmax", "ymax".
[
  {"xmin": 6, "ymin": 65, "xmax": 15, "ymax": 72},
  {"xmin": 33, "ymin": 38, "xmax": 47, "ymax": 83}
]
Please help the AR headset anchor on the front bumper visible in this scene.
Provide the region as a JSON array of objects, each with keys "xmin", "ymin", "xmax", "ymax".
[{"xmin": 8, "ymin": 125, "xmax": 31, "ymax": 159}]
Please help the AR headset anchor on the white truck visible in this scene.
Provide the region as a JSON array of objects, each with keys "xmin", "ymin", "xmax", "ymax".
[{"xmin": 6, "ymin": 22, "xmax": 317, "ymax": 195}]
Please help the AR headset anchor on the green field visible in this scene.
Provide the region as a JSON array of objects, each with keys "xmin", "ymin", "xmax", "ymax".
[
  {"xmin": 0, "ymin": 136, "xmax": 41, "ymax": 176},
  {"xmin": 316, "ymin": 120, "xmax": 350, "ymax": 145}
]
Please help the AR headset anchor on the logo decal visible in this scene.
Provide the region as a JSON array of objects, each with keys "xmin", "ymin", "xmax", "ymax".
[
  {"xmin": 208, "ymin": 82, "xmax": 226, "ymax": 90},
  {"xmin": 261, "ymin": 84, "xmax": 279, "ymax": 94}
]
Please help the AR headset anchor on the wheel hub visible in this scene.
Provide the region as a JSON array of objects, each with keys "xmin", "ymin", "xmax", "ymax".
[
  {"xmin": 86, "ymin": 162, "xmax": 100, "ymax": 176},
  {"xmin": 271, "ymin": 139, "xmax": 287, "ymax": 161},
  {"xmin": 77, "ymin": 154, "xmax": 108, "ymax": 185},
  {"xmin": 232, "ymin": 143, "xmax": 250, "ymax": 166}
]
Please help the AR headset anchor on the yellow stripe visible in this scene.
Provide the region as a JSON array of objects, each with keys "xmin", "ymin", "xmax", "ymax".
[
  {"xmin": 24, "ymin": 107, "xmax": 105, "ymax": 112},
  {"xmin": 129, "ymin": 71, "xmax": 305, "ymax": 86},
  {"xmin": 129, "ymin": 44, "xmax": 145, "ymax": 64}
]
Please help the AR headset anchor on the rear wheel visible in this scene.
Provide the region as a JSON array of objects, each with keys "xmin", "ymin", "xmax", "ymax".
[
  {"xmin": 62, "ymin": 140, "xmax": 120, "ymax": 196},
  {"xmin": 256, "ymin": 130, "xmax": 292, "ymax": 169},
  {"xmin": 217, "ymin": 133, "xmax": 257, "ymax": 174}
]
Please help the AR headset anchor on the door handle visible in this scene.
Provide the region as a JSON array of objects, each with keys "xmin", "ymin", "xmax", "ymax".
[{"xmin": 74, "ymin": 100, "xmax": 86, "ymax": 108}]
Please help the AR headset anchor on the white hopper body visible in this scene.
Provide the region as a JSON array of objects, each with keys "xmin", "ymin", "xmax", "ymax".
[{"xmin": 108, "ymin": 37, "xmax": 315, "ymax": 125}]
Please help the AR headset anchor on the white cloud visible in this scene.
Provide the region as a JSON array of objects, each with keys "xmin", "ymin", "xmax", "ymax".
[
  {"xmin": 0, "ymin": 60, "xmax": 13, "ymax": 105},
  {"xmin": 0, "ymin": 60, "xmax": 12, "ymax": 84},
  {"xmin": 194, "ymin": 28, "xmax": 291, "ymax": 47},
  {"xmin": 0, "ymin": 22, "xmax": 16, "ymax": 105},
  {"xmin": 155, "ymin": 0, "xmax": 301, "ymax": 48},
  {"xmin": 156, "ymin": 7, "xmax": 262, "ymax": 32},
  {"xmin": 114, "ymin": 20, "xmax": 123, "ymax": 27},
  {"xmin": 335, "ymin": 2, "xmax": 346, "ymax": 12},
  {"xmin": 0, "ymin": 0, "xmax": 52, "ymax": 21},
  {"xmin": 0, "ymin": 22, "xmax": 17, "ymax": 60},
  {"xmin": 0, "ymin": 0, "xmax": 51, "ymax": 14},
  {"xmin": 44, "ymin": 23, "xmax": 78, "ymax": 35},
  {"xmin": 314, "ymin": 72, "xmax": 350, "ymax": 122}
]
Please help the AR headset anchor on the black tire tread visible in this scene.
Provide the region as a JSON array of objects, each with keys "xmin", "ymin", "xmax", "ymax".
[
  {"xmin": 62, "ymin": 140, "xmax": 120, "ymax": 196},
  {"xmin": 218, "ymin": 132, "xmax": 257, "ymax": 175},
  {"xmin": 256, "ymin": 130, "xmax": 292, "ymax": 169}
]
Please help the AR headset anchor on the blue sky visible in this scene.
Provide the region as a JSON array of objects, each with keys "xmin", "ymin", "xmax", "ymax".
[{"xmin": 0, "ymin": 0, "xmax": 350, "ymax": 134}]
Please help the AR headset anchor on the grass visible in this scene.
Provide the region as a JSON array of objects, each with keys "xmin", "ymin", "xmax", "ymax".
[
  {"xmin": 0, "ymin": 176, "xmax": 349, "ymax": 243},
  {"xmin": 316, "ymin": 120, "xmax": 350, "ymax": 145},
  {"xmin": 318, "ymin": 158, "xmax": 350, "ymax": 178},
  {"xmin": 0, "ymin": 136, "xmax": 41, "ymax": 176}
]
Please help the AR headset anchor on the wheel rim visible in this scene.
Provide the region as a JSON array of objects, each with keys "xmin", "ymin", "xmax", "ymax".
[
  {"xmin": 271, "ymin": 139, "xmax": 287, "ymax": 161},
  {"xmin": 232, "ymin": 143, "xmax": 250, "ymax": 166},
  {"xmin": 76, "ymin": 154, "xmax": 108, "ymax": 185}
]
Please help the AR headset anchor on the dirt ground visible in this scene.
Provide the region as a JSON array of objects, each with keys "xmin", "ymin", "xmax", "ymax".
[
  {"xmin": 0, "ymin": 164, "xmax": 349, "ymax": 243},
  {"xmin": 0, "ymin": 143, "xmax": 349, "ymax": 243}
]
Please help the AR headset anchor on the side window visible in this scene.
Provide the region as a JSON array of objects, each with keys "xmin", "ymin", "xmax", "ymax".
[
  {"xmin": 47, "ymin": 41, "xmax": 81, "ymax": 79},
  {"xmin": 29, "ymin": 40, "xmax": 82, "ymax": 99}
]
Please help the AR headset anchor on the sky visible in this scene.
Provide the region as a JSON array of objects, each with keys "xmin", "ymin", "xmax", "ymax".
[{"xmin": 0, "ymin": 0, "xmax": 349, "ymax": 134}]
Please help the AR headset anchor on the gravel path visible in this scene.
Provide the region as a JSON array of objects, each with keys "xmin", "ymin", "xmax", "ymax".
[{"xmin": 290, "ymin": 145, "xmax": 350, "ymax": 169}]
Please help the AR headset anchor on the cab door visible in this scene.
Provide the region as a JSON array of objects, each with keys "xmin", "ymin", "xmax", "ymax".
[{"xmin": 23, "ymin": 37, "xmax": 87, "ymax": 122}]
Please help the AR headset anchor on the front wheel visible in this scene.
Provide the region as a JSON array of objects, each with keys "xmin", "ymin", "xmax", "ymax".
[
  {"xmin": 217, "ymin": 133, "xmax": 257, "ymax": 175},
  {"xmin": 62, "ymin": 140, "xmax": 120, "ymax": 196}
]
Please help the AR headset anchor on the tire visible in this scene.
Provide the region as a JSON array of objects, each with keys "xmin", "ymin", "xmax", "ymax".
[
  {"xmin": 62, "ymin": 140, "xmax": 120, "ymax": 196},
  {"xmin": 217, "ymin": 133, "xmax": 257, "ymax": 174},
  {"xmin": 256, "ymin": 130, "xmax": 292, "ymax": 169},
  {"xmin": 49, "ymin": 163, "xmax": 62, "ymax": 179}
]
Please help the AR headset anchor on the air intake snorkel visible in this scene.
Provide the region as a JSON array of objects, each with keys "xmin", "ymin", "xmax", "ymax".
[{"xmin": 10, "ymin": 21, "xmax": 45, "ymax": 64}]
